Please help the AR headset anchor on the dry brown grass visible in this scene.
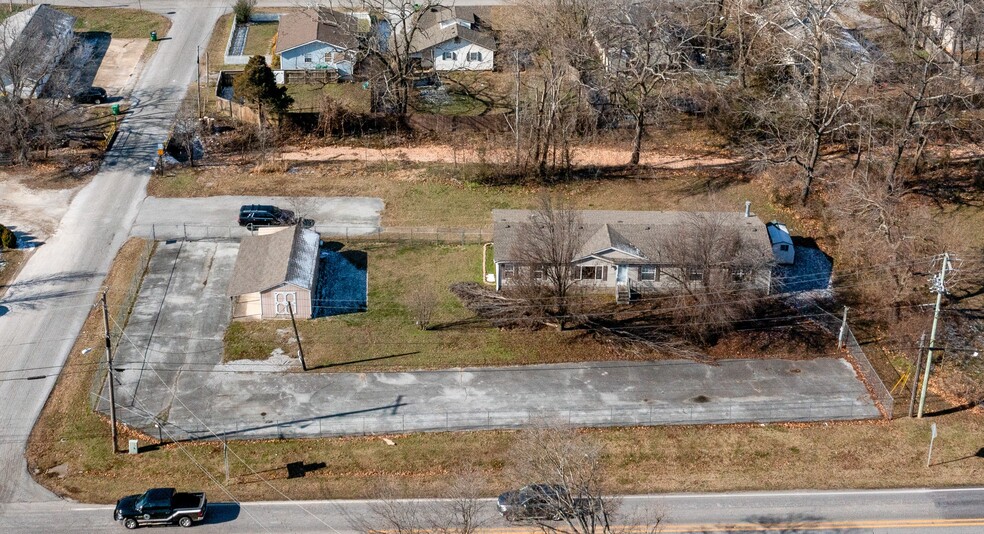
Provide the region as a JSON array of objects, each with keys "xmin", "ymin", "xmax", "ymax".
[
  {"xmin": 0, "ymin": 249, "xmax": 29, "ymax": 297},
  {"xmin": 25, "ymin": 411, "xmax": 984, "ymax": 504}
]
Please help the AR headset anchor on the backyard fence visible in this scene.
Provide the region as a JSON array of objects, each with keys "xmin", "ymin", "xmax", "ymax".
[
  {"xmin": 131, "ymin": 224, "xmax": 493, "ymax": 244},
  {"xmin": 804, "ymin": 302, "xmax": 895, "ymax": 419},
  {"xmin": 90, "ymin": 240, "xmax": 155, "ymax": 410},
  {"xmin": 282, "ymin": 69, "xmax": 339, "ymax": 85},
  {"xmin": 154, "ymin": 398, "xmax": 881, "ymax": 443}
]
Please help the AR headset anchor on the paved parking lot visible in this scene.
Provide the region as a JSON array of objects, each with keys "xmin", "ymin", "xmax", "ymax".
[{"xmin": 131, "ymin": 196, "xmax": 384, "ymax": 240}]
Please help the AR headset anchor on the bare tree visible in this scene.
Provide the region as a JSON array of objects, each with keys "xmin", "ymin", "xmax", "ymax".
[
  {"xmin": 743, "ymin": 0, "xmax": 864, "ymax": 204},
  {"xmin": 508, "ymin": 196, "xmax": 584, "ymax": 330},
  {"xmin": 404, "ymin": 285, "xmax": 441, "ymax": 330},
  {"xmin": 500, "ymin": 0, "xmax": 599, "ymax": 178},
  {"xmin": 504, "ymin": 423, "xmax": 663, "ymax": 533},
  {"xmin": 593, "ymin": 0, "xmax": 709, "ymax": 166},
  {"xmin": 648, "ymin": 212, "xmax": 772, "ymax": 344},
  {"xmin": 171, "ymin": 115, "xmax": 203, "ymax": 167},
  {"xmin": 347, "ymin": 472, "xmax": 489, "ymax": 534}
]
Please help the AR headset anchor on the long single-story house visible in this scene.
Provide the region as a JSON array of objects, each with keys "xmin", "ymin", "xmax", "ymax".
[
  {"xmin": 0, "ymin": 5, "xmax": 76, "ymax": 97},
  {"xmin": 275, "ymin": 8, "xmax": 366, "ymax": 76},
  {"xmin": 409, "ymin": 6, "xmax": 497, "ymax": 71},
  {"xmin": 227, "ymin": 224, "xmax": 321, "ymax": 319},
  {"xmin": 492, "ymin": 209, "xmax": 775, "ymax": 302}
]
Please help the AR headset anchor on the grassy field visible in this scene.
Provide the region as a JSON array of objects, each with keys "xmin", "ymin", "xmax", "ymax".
[
  {"xmin": 288, "ymin": 82, "xmax": 372, "ymax": 114},
  {"xmin": 62, "ymin": 7, "xmax": 172, "ymax": 39},
  {"xmin": 224, "ymin": 243, "xmax": 627, "ymax": 370},
  {"xmin": 243, "ymin": 21, "xmax": 277, "ymax": 56}
]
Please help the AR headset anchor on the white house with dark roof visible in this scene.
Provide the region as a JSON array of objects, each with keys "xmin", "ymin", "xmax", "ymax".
[
  {"xmin": 0, "ymin": 4, "xmax": 76, "ymax": 97},
  {"xmin": 409, "ymin": 6, "xmax": 497, "ymax": 71},
  {"xmin": 227, "ymin": 225, "xmax": 321, "ymax": 319},
  {"xmin": 492, "ymin": 209, "xmax": 774, "ymax": 302},
  {"xmin": 275, "ymin": 8, "xmax": 367, "ymax": 76}
]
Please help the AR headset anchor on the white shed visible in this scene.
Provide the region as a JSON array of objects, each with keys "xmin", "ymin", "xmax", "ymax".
[{"xmin": 766, "ymin": 221, "xmax": 795, "ymax": 265}]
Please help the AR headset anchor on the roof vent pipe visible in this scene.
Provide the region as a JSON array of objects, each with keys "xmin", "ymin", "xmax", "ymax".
[{"xmin": 744, "ymin": 200, "xmax": 752, "ymax": 218}]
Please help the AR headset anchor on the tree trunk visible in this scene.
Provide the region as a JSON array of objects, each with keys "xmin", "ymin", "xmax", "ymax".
[{"xmin": 630, "ymin": 111, "xmax": 644, "ymax": 166}]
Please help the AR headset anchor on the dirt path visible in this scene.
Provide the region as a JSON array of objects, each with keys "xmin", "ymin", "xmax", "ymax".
[
  {"xmin": 281, "ymin": 144, "xmax": 740, "ymax": 169},
  {"xmin": 0, "ymin": 174, "xmax": 81, "ymax": 246}
]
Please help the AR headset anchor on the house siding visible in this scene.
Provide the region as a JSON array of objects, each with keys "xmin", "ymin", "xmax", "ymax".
[
  {"xmin": 279, "ymin": 41, "xmax": 355, "ymax": 75},
  {"xmin": 260, "ymin": 282, "xmax": 313, "ymax": 319},
  {"xmin": 428, "ymin": 40, "xmax": 494, "ymax": 71}
]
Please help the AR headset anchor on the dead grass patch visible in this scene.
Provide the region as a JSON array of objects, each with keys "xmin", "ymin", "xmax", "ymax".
[{"xmin": 0, "ymin": 249, "xmax": 29, "ymax": 297}]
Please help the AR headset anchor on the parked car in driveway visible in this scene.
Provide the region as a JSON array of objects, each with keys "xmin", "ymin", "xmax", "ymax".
[
  {"xmin": 238, "ymin": 204, "xmax": 296, "ymax": 227},
  {"xmin": 73, "ymin": 86, "xmax": 108, "ymax": 104},
  {"xmin": 114, "ymin": 487, "xmax": 207, "ymax": 529},
  {"xmin": 497, "ymin": 484, "xmax": 597, "ymax": 521}
]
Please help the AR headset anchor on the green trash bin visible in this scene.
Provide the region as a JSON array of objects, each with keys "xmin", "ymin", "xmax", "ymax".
[
  {"xmin": 111, "ymin": 103, "xmax": 120, "ymax": 115},
  {"xmin": 150, "ymin": 31, "xmax": 157, "ymax": 42}
]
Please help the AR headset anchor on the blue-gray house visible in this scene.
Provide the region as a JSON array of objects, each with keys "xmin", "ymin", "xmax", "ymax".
[{"xmin": 275, "ymin": 8, "xmax": 365, "ymax": 77}]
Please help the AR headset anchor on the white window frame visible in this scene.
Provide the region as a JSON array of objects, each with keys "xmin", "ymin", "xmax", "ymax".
[
  {"xmin": 579, "ymin": 266, "xmax": 605, "ymax": 280},
  {"xmin": 688, "ymin": 267, "xmax": 704, "ymax": 282},
  {"xmin": 304, "ymin": 53, "xmax": 313, "ymax": 63},
  {"xmin": 467, "ymin": 51, "xmax": 482, "ymax": 61},
  {"xmin": 640, "ymin": 265, "xmax": 659, "ymax": 282},
  {"xmin": 442, "ymin": 51, "xmax": 457, "ymax": 61},
  {"xmin": 532, "ymin": 264, "xmax": 546, "ymax": 280},
  {"xmin": 273, "ymin": 291, "xmax": 298, "ymax": 315},
  {"xmin": 501, "ymin": 263, "xmax": 516, "ymax": 279}
]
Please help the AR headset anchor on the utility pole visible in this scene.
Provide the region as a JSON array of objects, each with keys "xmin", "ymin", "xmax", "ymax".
[
  {"xmin": 196, "ymin": 46, "xmax": 202, "ymax": 118},
  {"xmin": 101, "ymin": 292, "xmax": 118, "ymax": 453},
  {"xmin": 918, "ymin": 253, "xmax": 951, "ymax": 418},
  {"xmin": 908, "ymin": 332, "xmax": 926, "ymax": 417},
  {"xmin": 837, "ymin": 306, "xmax": 849, "ymax": 348},
  {"xmin": 514, "ymin": 50, "xmax": 520, "ymax": 166},
  {"xmin": 287, "ymin": 301, "xmax": 307, "ymax": 371}
]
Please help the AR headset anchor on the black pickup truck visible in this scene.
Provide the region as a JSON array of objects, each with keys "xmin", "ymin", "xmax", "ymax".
[{"xmin": 114, "ymin": 488, "xmax": 207, "ymax": 529}]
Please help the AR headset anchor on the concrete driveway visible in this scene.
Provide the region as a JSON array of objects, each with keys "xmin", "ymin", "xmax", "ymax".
[
  {"xmin": 163, "ymin": 358, "xmax": 877, "ymax": 440},
  {"xmin": 131, "ymin": 196, "xmax": 384, "ymax": 240},
  {"xmin": 98, "ymin": 240, "xmax": 238, "ymax": 429}
]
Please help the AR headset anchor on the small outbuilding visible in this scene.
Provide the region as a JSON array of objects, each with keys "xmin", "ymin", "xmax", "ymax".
[
  {"xmin": 227, "ymin": 225, "xmax": 321, "ymax": 319},
  {"xmin": 766, "ymin": 221, "xmax": 795, "ymax": 265}
]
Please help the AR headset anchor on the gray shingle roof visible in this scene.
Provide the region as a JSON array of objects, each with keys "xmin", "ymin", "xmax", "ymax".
[
  {"xmin": 227, "ymin": 225, "xmax": 321, "ymax": 296},
  {"xmin": 492, "ymin": 209, "xmax": 772, "ymax": 264},
  {"xmin": 275, "ymin": 8, "xmax": 361, "ymax": 55},
  {"xmin": 409, "ymin": 5, "xmax": 497, "ymax": 53},
  {"xmin": 0, "ymin": 5, "xmax": 76, "ymax": 95}
]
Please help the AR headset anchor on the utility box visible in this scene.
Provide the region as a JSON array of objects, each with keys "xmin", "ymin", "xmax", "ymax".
[{"xmin": 128, "ymin": 439, "xmax": 139, "ymax": 454}]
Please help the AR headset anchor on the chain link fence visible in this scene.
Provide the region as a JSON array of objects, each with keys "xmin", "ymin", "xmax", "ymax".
[
  {"xmin": 131, "ymin": 223, "xmax": 492, "ymax": 244},
  {"xmin": 155, "ymin": 399, "xmax": 880, "ymax": 442},
  {"xmin": 804, "ymin": 302, "xmax": 895, "ymax": 419}
]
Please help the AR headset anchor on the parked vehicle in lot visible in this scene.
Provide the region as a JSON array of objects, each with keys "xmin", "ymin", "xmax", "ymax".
[
  {"xmin": 497, "ymin": 484, "xmax": 596, "ymax": 521},
  {"xmin": 237, "ymin": 204, "xmax": 296, "ymax": 227},
  {"xmin": 73, "ymin": 86, "xmax": 108, "ymax": 104},
  {"xmin": 114, "ymin": 488, "xmax": 207, "ymax": 529}
]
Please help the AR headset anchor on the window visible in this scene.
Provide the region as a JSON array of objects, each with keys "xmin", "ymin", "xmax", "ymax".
[
  {"xmin": 731, "ymin": 268, "xmax": 747, "ymax": 282},
  {"xmin": 501, "ymin": 263, "xmax": 516, "ymax": 279},
  {"xmin": 304, "ymin": 53, "xmax": 313, "ymax": 63},
  {"xmin": 779, "ymin": 244, "xmax": 790, "ymax": 251},
  {"xmin": 273, "ymin": 292, "xmax": 297, "ymax": 315},
  {"xmin": 467, "ymin": 51, "xmax": 483, "ymax": 61},
  {"xmin": 532, "ymin": 264, "xmax": 546, "ymax": 280},
  {"xmin": 687, "ymin": 267, "xmax": 704, "ymax": 282},
  {"xmin": 442, "ymin": 51, "xmax": 458, "ymax": 61},
  {"xmin": 640, "ymin": 265, "xmax": 659, "ymax": 282},
  {"xmin": 578, "ymin": 266, "xmax": 605, "ymax": 280}
]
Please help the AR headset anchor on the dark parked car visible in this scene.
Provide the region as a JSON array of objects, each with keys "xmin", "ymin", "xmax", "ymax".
[
  {"xmin": 497, "ymin": 484, "xmax": 597, "ymax": 521},
  {"xmin": 238, "ymin": 204, "xmax": 296, "ymax": 227},
  {"xmin": 114, "ymin": 488, "xmax": 207, "ymax": 529},
  {"xmin": 73, "ymin": 86, "xmax": 108, "ymax": 104}
]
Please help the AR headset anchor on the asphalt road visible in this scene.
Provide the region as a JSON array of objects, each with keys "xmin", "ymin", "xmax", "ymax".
[
  {"xmin": 0, "ymin": 1, "xmax": 224, "ymax": 507},
  {"xmin": 1, "ymin": 487, "xmax": 983, "ymax": 533}
]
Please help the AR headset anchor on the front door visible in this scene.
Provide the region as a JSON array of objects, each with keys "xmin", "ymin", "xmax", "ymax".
[{"xmin": 616, "ymin": 265, "xmax": 628, "ymax": 285}]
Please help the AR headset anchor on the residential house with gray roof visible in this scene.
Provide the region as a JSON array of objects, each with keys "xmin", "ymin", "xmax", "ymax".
[
  {"xmin": 492, "ymin": 209, "xmax": 774, "ymax": 303},
  {"xmin": 410, "ymin": 6, "xmax": 497, "ymax": 71},
  {"xmin": 0, "ymin": 4, "xmax": 76, "ymax": 97},
  {"xmin": 227, "ymin": 225, "xmax": 321, "ymax": 319},
  {"xmin": 275, "ymin": 8, "xmax": 368, "ymax": 76}
]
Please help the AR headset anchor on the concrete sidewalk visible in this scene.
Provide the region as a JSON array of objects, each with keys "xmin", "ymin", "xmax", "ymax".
[{"xmin": 162, "ymin": 358, "xmax": 879, "ymax": 441}]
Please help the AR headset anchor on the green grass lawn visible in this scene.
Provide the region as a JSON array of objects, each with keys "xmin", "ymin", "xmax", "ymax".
[
  {"xmin": 62, "ymin": 7, "xmax": 172, "ymax": 39},
  {"xmin": 287, "ymin": 82, "xmax": 372, "ymax": 114},
  {"xmin": 243, "ymin": 21, "xmax": 277, "ymax": 56}
]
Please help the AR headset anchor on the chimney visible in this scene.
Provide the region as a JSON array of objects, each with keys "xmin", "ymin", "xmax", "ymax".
[{"xmin": 744, "ymin": 200, "xmax": 752, "ymax": 218}]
